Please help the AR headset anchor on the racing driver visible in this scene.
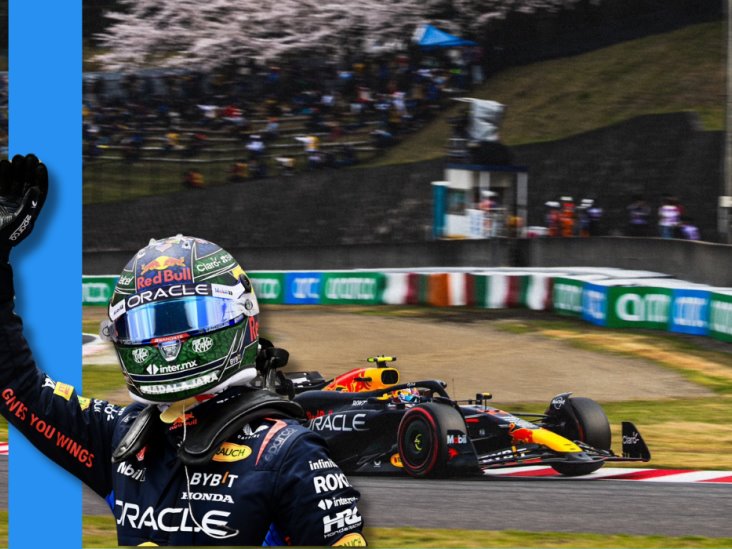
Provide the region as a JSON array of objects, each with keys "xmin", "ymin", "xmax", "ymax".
[{"xmin": 0, "ymin": 155, "xmax": 367, "ymax": 546}]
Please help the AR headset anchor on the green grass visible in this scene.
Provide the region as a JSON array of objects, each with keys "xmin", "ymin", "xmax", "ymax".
[
  {"xmin": 0, "ymin": 511, "xmax": 6, "ymax": 547},
  {"xmin": 81, "ymin": 517, "xmax": 732, "ymax": 548},
  {"xmin": 367, "ymin": 21, "xmax": 725, "ymax": 167},
  {"xmin": 81, "ymin": 364, "xmax": 123, "ymax": 399}
]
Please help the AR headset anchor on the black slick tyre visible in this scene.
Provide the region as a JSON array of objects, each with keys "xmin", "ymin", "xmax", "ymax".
[
  {"xmin": 397, "ymin": 403, "xmax": 462, "ymax": 478},
  {"xmin": 551, "ymin": 397, "xmax": 611, "ymax": 477}
]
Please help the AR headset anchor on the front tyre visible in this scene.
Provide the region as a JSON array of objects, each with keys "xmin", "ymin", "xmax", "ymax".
[
  {"xmin": 551, "ymin": 397, "xmax": 611, "ymax": 477},
  {"xmin": 397, "ymin": 403, "xmax": 464, "ymax": 478}
]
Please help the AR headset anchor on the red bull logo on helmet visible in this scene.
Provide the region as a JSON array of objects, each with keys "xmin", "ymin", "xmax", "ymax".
[
  {"xmin": 141, "ymin": 256, "xmax": 186, "ymax": 274},
  {"xmin": 137, "ymin": 256, "xmax": 192, "ymax": 289}
]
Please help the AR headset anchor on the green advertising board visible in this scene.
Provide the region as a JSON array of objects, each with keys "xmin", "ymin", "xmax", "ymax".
[
  {"xmin": 469, "ymin": 274, "xmax": 489, "ymax": 308},
  {"xmin": 82, "ymin": 275, "xmax": 117, "ymax": 307},
  {"xmin": 249, "ymin": 272, "xmax": 285, "ymax": 304},
  {"xmin": 321, "ymin": 272, "xmax": 385, "ymax": 305},
  {"xmin": 552, "ymin": 277, "xmax": 584, "ymax": 317},
  {"xmin": 605, "ymin": 286, "xmax": 673, "ymax": 330},
  {"xmin": 709, "ymin": 292, "xmax": 732, "ymax": 343}
]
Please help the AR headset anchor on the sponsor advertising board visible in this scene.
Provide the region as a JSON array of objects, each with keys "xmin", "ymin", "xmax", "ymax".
[
  {"xmin": 82, "ymin": 275, "xmax": 117, "ymax": 306},
  {"xmin": 669, "ymin": 289, "xmax": 710, "ymax": 336},
  {"xmin": 605, "ymin": 287, "xmax": 673, "ymax": 330},
  {"xmin": 553, "ymin": 277, "xmax": 584, "ymax": 317},
  {"xmin": 284, "ymin": 272, "xmax": 322, "ymax": 305},
  {"xmin": 709, "ymin": 292, "xmax": 732, "ymax": 343},
  {"xmin": 321, "ymin": 273, "xmax": 384, "ymax": 305},
  {"xmin": 249, "ymin": 272, "xmax": 285, "ymax": 304},
  {"xmin": 82, "ymin": 270, "xmax": 732, "ymax": 346},
  {"xmin": 581, "ymin": 283, "xmax": 608, "ymax": 326}
]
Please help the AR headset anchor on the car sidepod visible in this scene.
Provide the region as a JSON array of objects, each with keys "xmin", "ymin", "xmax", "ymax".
[{"xmin": 294, "ymin": 390, "xmax": 405, "ymax": 473}]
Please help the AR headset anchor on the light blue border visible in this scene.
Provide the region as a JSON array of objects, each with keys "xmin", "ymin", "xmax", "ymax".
[{"xmin": 9, "ymin": 0, "xmax": 82, "ymax": 547}]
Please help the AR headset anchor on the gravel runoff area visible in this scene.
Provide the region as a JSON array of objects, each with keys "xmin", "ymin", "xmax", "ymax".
[
  {"xmin": 83, "ymin": 306, "xmax": 714, "ymax": 404},
  {"xmin": 261, "ymin": 309, "xmax": 714, "ymax": 403}
]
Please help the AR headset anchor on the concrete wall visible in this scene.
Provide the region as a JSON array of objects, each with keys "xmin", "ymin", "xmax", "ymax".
[
  {"xmin": 524, "ymin": 237, "xmax": 732, "ymax": 287},
  {"xmin": 83, "ymin": 239, "xmax": 514, "ymax": 275},
  {"xmin": 84, "ymin": 113, "xmax": 724, "ymax": 255},
  {"xmin": 84, "ymin": 237, "xmax": 732, "ymax": 288},
  {"xmin": 513, "ymin": 113, "xmax": 723, "ymax": 241}
]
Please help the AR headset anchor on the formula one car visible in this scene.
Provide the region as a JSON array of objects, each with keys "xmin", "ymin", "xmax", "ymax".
[{"xmin": 257, "ymin": 350, "xmax": 651, "ymax": 478}]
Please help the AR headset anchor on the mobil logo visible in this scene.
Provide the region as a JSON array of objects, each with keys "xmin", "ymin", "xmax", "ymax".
[{"xmin": 284, "ymin": 272, "xmax": 322, "ymax": 304}]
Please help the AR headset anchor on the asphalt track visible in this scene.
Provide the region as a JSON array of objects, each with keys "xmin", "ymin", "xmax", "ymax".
[{"xmin": 78, "ymin": 472, "xmax": 732, "ymax": 537}]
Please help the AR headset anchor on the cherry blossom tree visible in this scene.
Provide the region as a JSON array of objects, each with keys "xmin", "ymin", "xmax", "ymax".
[{"xmin": 94, "ymin": 0, "xmax": 594, "ymax": 70}]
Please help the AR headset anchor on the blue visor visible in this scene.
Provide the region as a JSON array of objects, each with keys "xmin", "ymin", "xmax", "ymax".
[{"xmin": 114, "ymin": 296, "xmax": 246, "ymax": 344}]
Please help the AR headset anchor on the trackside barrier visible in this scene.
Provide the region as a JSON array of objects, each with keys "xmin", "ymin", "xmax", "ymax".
[
  {"xmin": 82, "ymin": 269, "xmax": 732, "ymax": 344},
  {"xmin": 709, "ymin": 291, "xmax": 732, "ymax": 343}
]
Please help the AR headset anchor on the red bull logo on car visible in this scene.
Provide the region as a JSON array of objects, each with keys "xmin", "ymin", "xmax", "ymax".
[{"xmin": 137, "ymin": 256, "xmax": 192, "ymax": 289}]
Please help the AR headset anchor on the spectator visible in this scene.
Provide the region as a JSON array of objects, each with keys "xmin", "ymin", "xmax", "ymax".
[
  {"xmin": 559, "ymin": 196, "xmax": 576, "ymax": 237},
  {"xmin": 296, "ymin": 134, "xmax": 321, "ymax": 168},
  {"xmin": 658, "ymin": 196, "xmax": 681, "ymax": 238},
  {"xmin": 586, "ymin": 199, "xmax": 603, "ymax": 237},
  {"xmin": 275, "ymin": 156, "xmax": 296, "ymax": 176},
  {"xmin": 577, "ymin": 199, "xmax": 592, "ymax": 237},
  {"xmin": 545, "ymin": 201, "xmax": 561, "ymax": 237},
  {"xmin": 246, "ymin": 134, "xmax": 266, "ymax": 159},
  {"xmin": 626, "ymin": 195, "xmax": 651, "ymax": 237},
  {"xmin": 184, "ymin": 169, "xmax": 204, "ymax": 189},
  {"xmin": 262, "ymin": 117, "xmax": 280, "ymax": 141},
  {"xmin": 187, "ymin": 131, "xmax": 208, "ymax": 156},
  {"xmin": 479, "ymin": 190, "xmax": 501, "ymax": 237},
  {"xmin": 678, "ymin": 217, "xmax": 701, "ymax": 240},
  {"xmin": 164, "ymin": 130, "xmax": 181, "ymax": 153},
  {"xmin": 229, "ymin": 160, "xmax": 249, "ymax": 182}
]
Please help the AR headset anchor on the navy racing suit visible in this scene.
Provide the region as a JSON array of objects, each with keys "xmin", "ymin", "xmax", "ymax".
[{"xmin": 0, "ymin": 301, "xmax": 366, "ymax": 546}]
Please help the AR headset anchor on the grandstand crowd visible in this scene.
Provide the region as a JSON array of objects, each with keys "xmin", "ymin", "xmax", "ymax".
[{"xmin": 83, "ymin": 47, "xmax": 484, "ymax": 183}]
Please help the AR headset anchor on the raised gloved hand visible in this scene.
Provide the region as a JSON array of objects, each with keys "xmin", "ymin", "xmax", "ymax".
[{"xmin": 0, "ymin": 154, "xmax": 49, "ymax": 300}]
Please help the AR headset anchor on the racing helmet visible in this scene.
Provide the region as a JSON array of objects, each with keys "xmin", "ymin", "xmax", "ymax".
[{"xmin": 102, "ymin": 235, "xmax": 260, "ymax": 404}]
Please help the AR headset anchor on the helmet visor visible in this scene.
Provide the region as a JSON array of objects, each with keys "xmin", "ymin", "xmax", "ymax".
[{"xmin": 114, "ymin": 296, "xmax": 248, "ymax": 344}]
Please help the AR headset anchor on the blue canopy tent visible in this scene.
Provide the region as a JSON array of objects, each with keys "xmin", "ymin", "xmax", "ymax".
[{"xmin": 416, "ymin": 24, "xmax": 477, "ymax": 49}]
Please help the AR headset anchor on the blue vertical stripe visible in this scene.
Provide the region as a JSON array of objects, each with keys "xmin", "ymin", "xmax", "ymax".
[{"xmin": 9, "ymin": 0, "xmax": 81, "ymax": 547}]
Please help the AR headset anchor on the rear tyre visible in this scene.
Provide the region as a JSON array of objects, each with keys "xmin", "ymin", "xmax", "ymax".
[
  {"xmin": 397, "ymin": 403, "xmax": 463, "ymax": 478},
  {"xmin": 551, "ymin": 397, "xmax": 611, "ymax": 477}
]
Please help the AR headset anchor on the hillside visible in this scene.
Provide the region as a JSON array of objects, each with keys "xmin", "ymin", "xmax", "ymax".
[{"xmin": 369, "ymin": 21, "xmax": 725, "ymax": 167}]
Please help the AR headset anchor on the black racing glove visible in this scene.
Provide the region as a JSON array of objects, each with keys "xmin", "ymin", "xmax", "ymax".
[{"xmin": 0, "ymin": 154, "xmax": 49, "ymax": 302}]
